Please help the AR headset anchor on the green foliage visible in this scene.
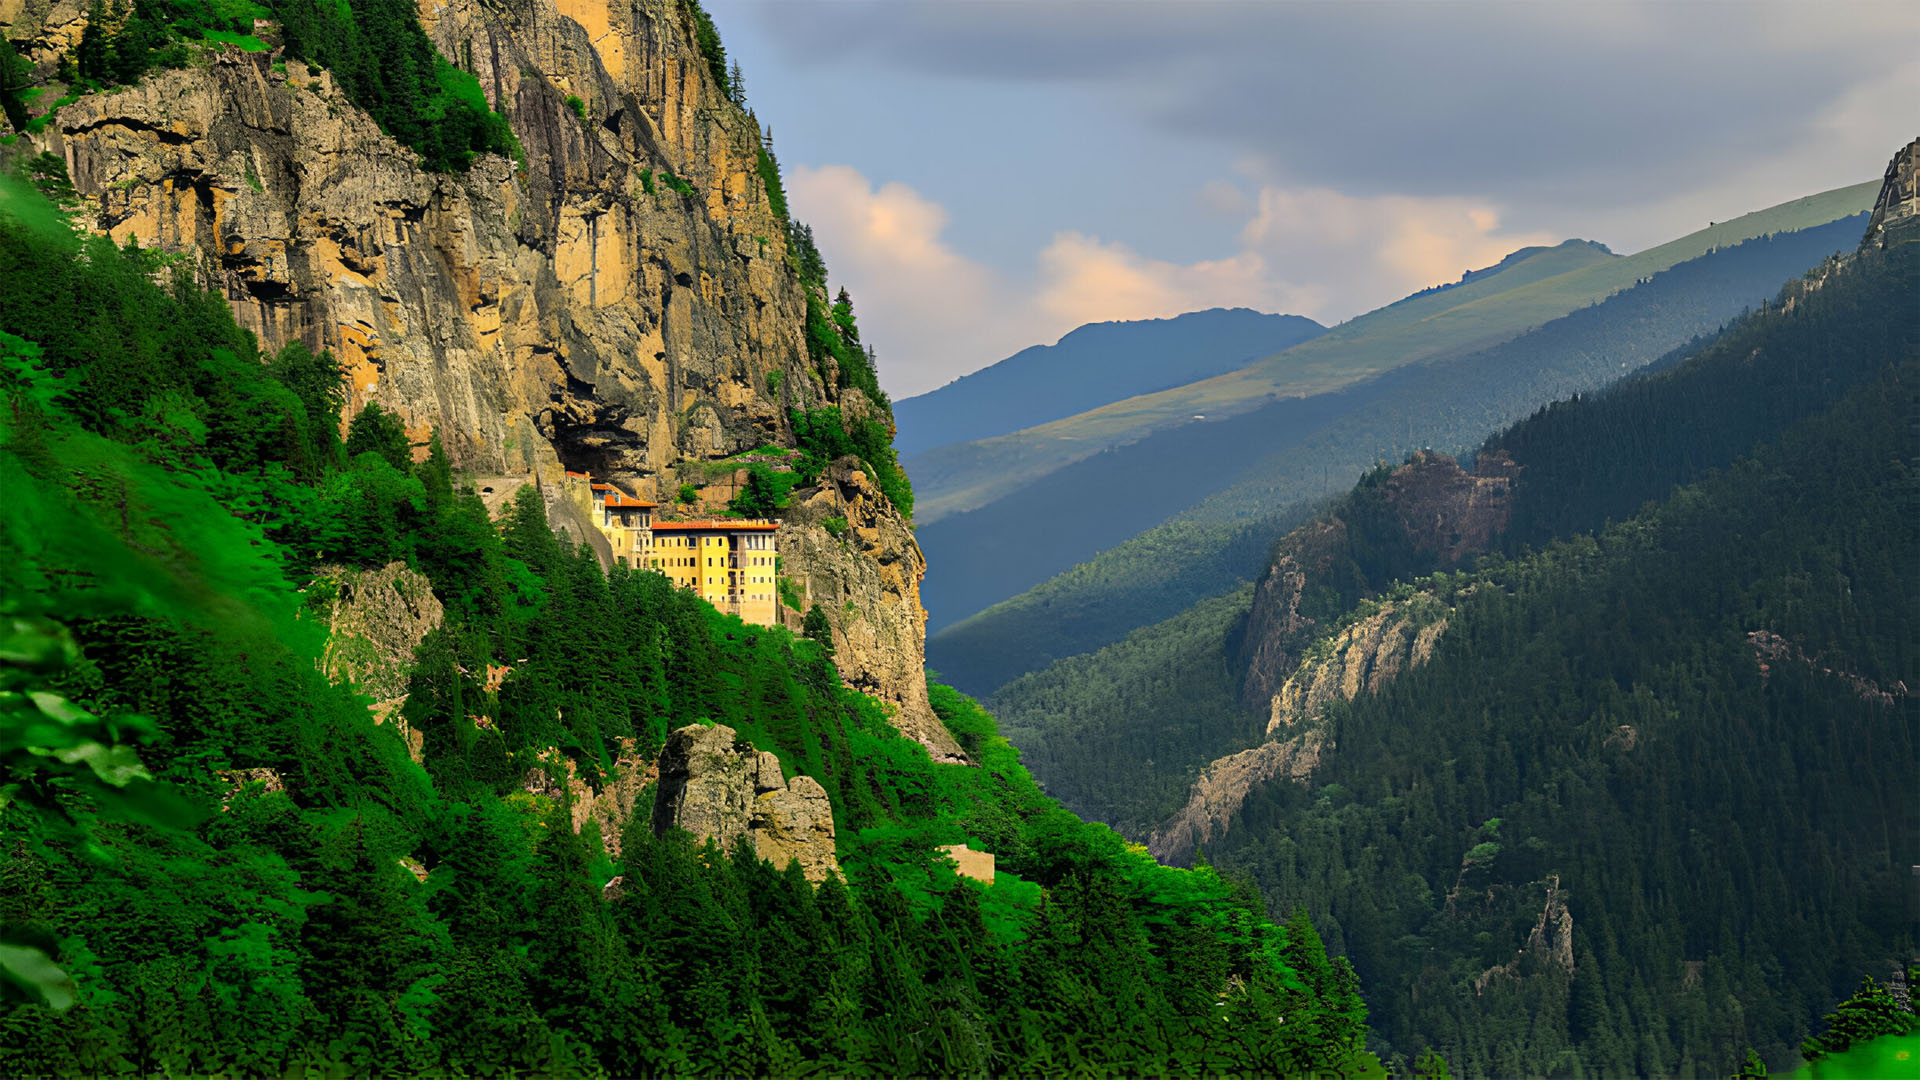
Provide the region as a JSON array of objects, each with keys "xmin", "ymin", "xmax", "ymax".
[
  {"xmin": 1800, "ymin": 977, "xmax": 1917, "ymax": 1062},
  {"xmin": 992, "ymin": 587, "xmax": 1264, "ymax": 837},
  {"xmin": 1199, "ymin": 352, "xmax": 1919, "ymax": 1075},
  {"xmin": 775, "ymin": 574, "xmax": 802, "ymax": 614},
  {"xmin": 726, "ymin": 463, "xmax": 796, "ymax": 517},
  {"xmin": 0, "ymin": 36, "xmax": 33, "ymax": 132},
  {"xmin": 344, "ymin": 400, "xmax": 411, "ymax": 471},
  {"xmin": 787, "ymin": 405, "xmax": 914, "ymax": 519},
  {"xmin": 802, "ymin": 603, "xmax": 832, "ymax": 655},
  {"xmin": 679, "ymin": 0, "xmax": 728, "ymax": 98},
  {"xmin": 675, "ymin": 481, "xmax": 698, "ymax": 505},
  {"xmin": 0, "ymin": 187, "xmax": 1368, "ymax": 1074},
  {"xmin": 988, "ymin": 235, "xmax": 1919, "ymax": 1075},
  {"xmin": 563, "ymin": 93, "xmax": 584, "ymax": 119},
  {"xmin": 1789, "ymin": 1032, "xmax": 1920, "ymax": 1078},
  {"xmin": 927, "ymin": 214, "xmax": 1873, "ymax": 694},
  {"xmin": 661, "ymin": 171, "xmax": 695, "ymax": 199},
  {"xmin": 637, "ymin": 167, "xmax": 654, "ymax": 195},
  {"xmin": 76, "ymin": 0, "xmax": 191, "ymax": 87},
  {"xmin": 274, "ymin": 0, "xmax": 516, "ymax": 171},
  {"xmin": 821, "ymin": 515, "xmax": 847, "ymax": 539},
  {"xmin": 756, "ymin": 146, "xmax": 787, "ymax": 222}
]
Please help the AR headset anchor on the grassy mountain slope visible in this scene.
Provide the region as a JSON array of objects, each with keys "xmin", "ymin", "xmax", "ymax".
[
  {"xmin": 910, "ymin": 180, "xmax": 1876, "ymax": 521},
  {"xmin": 987, "ymin": 226, "xmax": 1919, "ymax": 1076},
  {"xmin": 929, "ymin": 211, "xmax": 1871, "ymax": 695},
  {"xmin": 894, "ymin": 308, "xmax": 1324, "ymax": 463},
  {"xmin": 0, "ymin": 165, "xmax": 1377, "ymax": 1075},
  {"xmin": 997, "ymin": 225, "xmax": 1915, "ymax": 846},
  {"xmin": 917, "ymin": 377, "xmax": 1396, "ymax": 633}
]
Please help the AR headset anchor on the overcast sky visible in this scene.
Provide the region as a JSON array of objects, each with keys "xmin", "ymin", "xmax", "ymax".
[{"xmin": 716, "ymin": 1, "xmax": 1918, "ymax": 398}]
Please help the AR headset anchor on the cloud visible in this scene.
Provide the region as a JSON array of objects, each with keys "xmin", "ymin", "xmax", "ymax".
[
  {"xmin": 1237, "ymin": 186, "xmax": 1559, "ymax": 315},
  {"xmin": 1033, "ymin": 234, "xmax": 1287, "ymax": 328},
  {"xmin": 788, "ymin": 164, "xmax": 1563, "ymax": 396},
  {"xmin": 745, "ymin": 1, "xmax": 1917, "ymax": 209},
  {"xmin": 787, "ymin": 164, "xmax": 1028, "ymax": 397}
]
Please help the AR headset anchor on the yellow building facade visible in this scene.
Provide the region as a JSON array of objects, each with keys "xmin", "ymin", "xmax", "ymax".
[
  {"xmin": 651, "ymin": 520, "xmax": 780, "ymax": 627},
  {"xmin": 562, "ymin": 470, "xmax": 781, "ymax": 627}
]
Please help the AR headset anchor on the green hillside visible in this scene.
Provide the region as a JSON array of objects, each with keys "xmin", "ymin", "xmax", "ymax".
[
  {"xmin": 930, "ymin": 211, "xmax": 1873, "ymax": 695},
  {"xmin": 1210, "ymin": 351, "xmax": 1917, "ymax": 1077},
  {"xmin": 990, "ymin": 226, "xmax": 1916, "ymax": 846},
  {"xmin": 0, "ymin": 171, "xmax": 1374, "ymax": 1076},
  {"xmin": 912, "ymin": 180, "xmax": 1877, "ymax": 521},
  {"xmin": 988, "ymin": 227, "xmax": 1920, "ymax": 1077}
]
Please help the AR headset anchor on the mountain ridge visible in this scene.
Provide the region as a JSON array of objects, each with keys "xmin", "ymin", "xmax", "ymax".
[
  {"xmin": 931, "ymin": 210, "xmax": 1872, "ymax": 693},
  {"xmin": 908, "ymin": 182, "xmax": 1875, "ymax": 521},
  {"xmin": 893, "ymin": 306, "xmax": 1324, "ymax": 462}
]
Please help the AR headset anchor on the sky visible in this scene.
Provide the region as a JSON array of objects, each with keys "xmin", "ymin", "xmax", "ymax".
[{"xmin": 715, "ymin": 1, "xmax": 1919, "ymax": 398}]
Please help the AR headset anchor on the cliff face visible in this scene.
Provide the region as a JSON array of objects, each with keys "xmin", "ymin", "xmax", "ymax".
[
  {"xmin": 1151, "ymin": 592, "xmax": 1450, "ymax": 867},
  {"xmin": 653, "ymin": 723, "xmax": 840, "ymax": 881},
  {"xmin": 6, "ymin": 0, "xmax": 953, "ymax": 755},
  {"xmin": 1238, "ymin": 450, "xmax": 1510, "ymax": 709},
  {"xmin": 1862, "ymin": 137, "xmax": 1919, "ymax": 247}
]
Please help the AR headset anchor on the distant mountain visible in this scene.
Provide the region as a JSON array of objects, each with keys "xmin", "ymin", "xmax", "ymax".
[
  {"xmin": 908, "ymin": 180, "xmax": 1878, "ymax": 522},
  {"xmin": 891, "ymin": 308, "xmax": 1324, "ymax": 460},
  {"xmin": 992, "ymin": 217, "xmax": 1919, "ymax": 1076},
  {"xmin": 925, "ymin": 210, "xmax": 1872, "ymax": 683}
]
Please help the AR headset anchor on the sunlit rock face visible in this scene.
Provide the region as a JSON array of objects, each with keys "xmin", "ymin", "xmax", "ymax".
[{"xmin": 16, "ymin": 0, "xmax": 950, "ymax": 749}]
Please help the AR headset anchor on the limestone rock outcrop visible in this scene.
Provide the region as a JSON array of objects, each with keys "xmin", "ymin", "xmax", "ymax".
[
  {"xmin": 1266, "ymin": 597, "xmax": 1448, "ymax": 737},
  {"xmin": 523, "ymin": 737, "xmax": 653, "ymax": 857},
  {"xmin": 1152, "ymin": 592, "xmax": 1449, "ymax": 867},
  {"xmin": 3, "ymin": 0, "xmax": 947, "ymax": 748},
  {"xmin": 1238, "ymin": 451, "xmax": 1510, "ymax": 709},
  {"xmin": 1863, "ymin": 138, "xmax": 1919, "ymax": 247},
  {"xmin": 1147, "ymin": 731, "xmax": 1327, "ymax": 869},
  {"xmin": 653, "ymin": 723, "xmax": 839, "ymax": 881},
  {"xmin": 316, "ymin": 561, "xmax": 445, "ymax": 702}
]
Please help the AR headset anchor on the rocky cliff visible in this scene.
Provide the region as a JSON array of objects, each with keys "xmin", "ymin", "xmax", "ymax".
[
  {"xmin": 1238, "ymin": 450, "xmax": 1511, "ymax": 709},
  {"xmin": 1151, "ymin": 591, "xmax": 1451, "ymax": 866},
  {"xmin": 652, "ymin": 722, "xmax": 839, "ymax": 881},
  {"xmin": 1862, "ymin": 137, "xmax": 1919, "ymax": 247},
  {"xmin": 3, "ymin": 0, "xmax": 955, "ymax": 757}
]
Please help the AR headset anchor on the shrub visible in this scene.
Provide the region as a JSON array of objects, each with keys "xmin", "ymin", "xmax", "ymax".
[
  {"xmin": 564, "ymin": 94, "xmax": 584, "ymax": 118},
  {"xmin": 823, "ymin": 515, "xmax": 848, "ymax": 539},
  {"xmin": 676, "ymin": 482, "xmax": 699, "ymax": 505}
]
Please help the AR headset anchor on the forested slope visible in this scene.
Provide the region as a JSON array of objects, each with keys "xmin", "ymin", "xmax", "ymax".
[
  {"xmin": 931, "ymin": 212, "xmax": 1870, "ymax": 695},
  {"xmin": 1210, "ymin": 349, "xmax": 1917, "ymax": 1076},
  {"xmin": 992, "ymin": 223, "xmax": 1916, "ymax": 858},
  {"xmin": 0, "ymin": 153, "xmax": 1376, "ymax": 1077},
  {"xmin": 990, "ymin": 209, "xmax": 1919, "ymax": 1075}
]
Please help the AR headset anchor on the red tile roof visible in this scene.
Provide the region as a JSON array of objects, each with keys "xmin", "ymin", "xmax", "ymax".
[
  {"xmin": 604, "ymin": 492, "xmax": 657, "ymax": 508},
  {"xmin": 651, "ymin": 519, "xmax": 778, "ymax": 531}
]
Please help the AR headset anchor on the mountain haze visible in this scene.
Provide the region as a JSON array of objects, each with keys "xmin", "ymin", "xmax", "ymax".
[
  {"xmin": 929, "ymin": 208, "xmax": 1873, "ymax": 693},
  {"xmin": 893, "ymin": 307, "xmax": 1324, "ymax": 464},
  {"xmin": 909, "ymin": 181, "xmax": 1875, "ymax": 523},
  {"xmin": 986, "ymin": 154, "xmax": 1919, "ymax": 1074}
]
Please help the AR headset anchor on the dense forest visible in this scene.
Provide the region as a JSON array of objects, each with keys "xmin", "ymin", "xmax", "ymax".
[
  {"xmin": 992, "ymin": 234, "xmax": 1917, "ymax": 844},
  {"xmin": 992, "ymin": 223, "xmax": 1919, "ymax": 1073},
  {"xmin": 0, "ymin": 164, "xmax": 1376, "ymax": 1073},
  {"xmin": 929, "ymin": 214, "xmax": 1869, "ymax": 697},
  {"xmin": 1211, "ymin": 347, "xmax": 1916, "ymax": 1075}
]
